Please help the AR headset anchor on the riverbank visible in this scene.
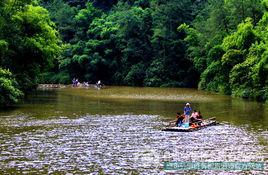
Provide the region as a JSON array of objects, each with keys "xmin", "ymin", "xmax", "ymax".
[
  {"xmin": 38, "ymin": 83, "xmax": 99, "ymax": 89},
  {"xmin": 38, "ymin": 84, "xmax": 67, "ymax": 89}
]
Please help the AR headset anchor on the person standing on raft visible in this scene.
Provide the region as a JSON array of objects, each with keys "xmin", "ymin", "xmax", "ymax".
[{"xmin": 183, "ymin": 103, "xmax": 192, "ymax": 127}]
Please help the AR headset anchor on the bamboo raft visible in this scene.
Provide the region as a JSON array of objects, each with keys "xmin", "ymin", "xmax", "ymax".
[{"xmin": 162, "ymin": 118, "xmax": 218, "ymax": 132}]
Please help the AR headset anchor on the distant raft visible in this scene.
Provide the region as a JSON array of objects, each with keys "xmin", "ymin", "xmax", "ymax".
[{"xmin": 162, "ymin": 118, "xmax": 218, "ymax": 132}]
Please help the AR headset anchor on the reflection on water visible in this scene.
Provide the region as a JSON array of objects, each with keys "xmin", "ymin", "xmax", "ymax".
[
  {"xmin": 1, "ymin": 87, "xmax": 267, "ymax": 130},
  {"xmin": 0, "ymin": 115, "xmax": 266, "ymax": 174},
  {"xmin": 0, "ymin": 87, "xmax": 267, "ymax": 174}
]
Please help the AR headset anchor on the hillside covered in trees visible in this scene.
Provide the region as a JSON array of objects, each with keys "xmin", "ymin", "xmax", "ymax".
[{"xmin": 0, "ymin": 0, "xmax": 268, "ymax": 105}]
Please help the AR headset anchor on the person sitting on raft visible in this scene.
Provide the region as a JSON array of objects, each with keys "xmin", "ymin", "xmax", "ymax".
[
  {"xmin": 197, "ymin": 111, "xmax": 203, "ymax": 120},
  {"xmin": 190, "ymin": 110, "xmax": 203, "ymax": 126},
  {"xmin": 175, "ymin": 112, "xmax": 185, "ymax": 127},
  {"xmin": 190, "ymin": 110, "xmax": 198, "ymax": 118},
  {"xmin": 169, "ymin": 112, "xmax": 184, "ymax": 127}
]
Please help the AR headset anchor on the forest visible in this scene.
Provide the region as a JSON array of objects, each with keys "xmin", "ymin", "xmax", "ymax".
[{"xmin": 0, "ymin": 0, "xmax": 268, "ymax": 105}]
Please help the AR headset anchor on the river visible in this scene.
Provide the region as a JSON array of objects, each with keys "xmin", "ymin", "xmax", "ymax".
[{"xmin": 0, "ymin": 86, "xmax": 267, "ymax": 174}]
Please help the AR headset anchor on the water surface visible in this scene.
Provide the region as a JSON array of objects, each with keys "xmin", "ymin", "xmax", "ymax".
[{"xmin": 0, "ymin": 86, "xmax": 267, "ymax": 174}]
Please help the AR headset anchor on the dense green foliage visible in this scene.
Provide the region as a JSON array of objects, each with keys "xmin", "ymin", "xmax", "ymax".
[
  {"xmin": 180, "ymin": 0, "xmax": 268, "ymax": 101},
  {"xmin": 41, "ymin": 0, "xmax": 202, "ymax": 87},
  {"xmin": 1, "ymin": 0, "xmax": 268, "ymax": 104},
  {"xmin": 0, "ymin": 0, "xmax": 61, "ymax": 105},
  {"xmin": 40, "ymin": 0, "xmax": 268, "ymax": 101},
  {"xmin": 0, "ymin": 68, "xmax": 23, "ymax": 105}
]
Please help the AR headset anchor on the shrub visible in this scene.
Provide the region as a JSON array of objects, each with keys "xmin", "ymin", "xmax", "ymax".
[{"xmin": 0, "ymin": 68, "xmax": 23, "ymax": 106}]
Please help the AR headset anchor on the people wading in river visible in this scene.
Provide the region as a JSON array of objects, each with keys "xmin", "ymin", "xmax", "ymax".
[
  {"xmin": 97, "ymin": 80, "xmax": 102, "ymax": 88},
  {"xmin": 72, "ymin": 78, "xmax": 76, "ymax": 87}
]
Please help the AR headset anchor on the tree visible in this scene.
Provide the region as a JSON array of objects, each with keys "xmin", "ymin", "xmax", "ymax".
[
  {"xmin": 145, "ymin": 0, "xmax": 199, "ymax": 87},
  {"xmin": 41, "ymin": 0, "xmax": 77, "ymax": 42},
  {"xmin": 0, "ymin": 0, "xmax": 61, "ymax": 104}
]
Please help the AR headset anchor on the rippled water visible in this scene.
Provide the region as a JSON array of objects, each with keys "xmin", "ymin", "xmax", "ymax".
[
  {"xmin": 0, "ymin": 87, "xmax": 267, "ymax": 174},
  {"xmin": 0, "ymin": 115, "xmax": 266, "ymax": 174}
]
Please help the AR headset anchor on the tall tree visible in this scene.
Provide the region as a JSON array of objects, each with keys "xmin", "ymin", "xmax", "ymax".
[
  {"xmin": 145, "ymin": 0, "xmax": 198, "ymax": 87},
  {"xmin": 0, "ymin": 0, "xmax": 61, "ymax": 99}
]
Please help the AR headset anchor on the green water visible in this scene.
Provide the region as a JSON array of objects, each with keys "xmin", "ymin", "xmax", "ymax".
[
  {"xmin": 2, "ymin": 86, "xmax": 268, "ymax": 131},
  {"xmin": 0, "ymin": 86, "xmax": 267, "ymax": 174}
]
